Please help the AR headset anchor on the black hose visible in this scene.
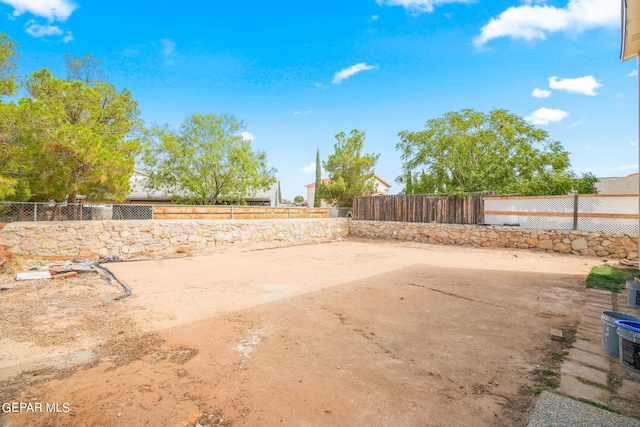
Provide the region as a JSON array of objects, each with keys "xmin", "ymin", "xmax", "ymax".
[
  {"xmin": 90, "ymin": 238, "xmax": 345, "ymax": 300},
  {"xmin": 94, "ymin": 262, "xmax": 131, "ymax": 302}
]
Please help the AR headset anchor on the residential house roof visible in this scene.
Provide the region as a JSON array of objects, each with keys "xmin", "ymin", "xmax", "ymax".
[
  {"xmin": 127, "ymin": 169, "xmax": 281, "ymax": 204},
  {"xmin": 594, "ymin": 174, "xmax": 639, "ymax": 195},
  {"xmin": 304, "ymin": 178, "xmax": 331, "ymax": 188},
  {"xmin": 305, "ymin": 175, "xmax": 391, "ymax": 189},
  {"xmin": 244, "ymin": 180, "xmax": 282, "ymax": 205}
]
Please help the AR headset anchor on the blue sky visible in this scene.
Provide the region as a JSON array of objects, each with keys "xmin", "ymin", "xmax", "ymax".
[{"xmin": 0, "ymin": 0, "xmax": 635, "ymax": 200}]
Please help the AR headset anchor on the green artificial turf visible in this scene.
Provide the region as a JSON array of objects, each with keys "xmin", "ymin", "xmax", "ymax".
[{"xmin": 585, "ymin": 266, "xmax": 640, "ymax": 292}]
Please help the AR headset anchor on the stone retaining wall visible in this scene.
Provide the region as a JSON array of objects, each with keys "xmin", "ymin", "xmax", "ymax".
[
  {"xmin": 0, "ymin": 219, "xmax": 349, "ymax": 259},
  {"xmin": 349, "ymin": 221, "xmax": 639, "ymax": 259},
  {"xmin": 1, "ymin": 219, "xmax": 638, "ymax": 260}
]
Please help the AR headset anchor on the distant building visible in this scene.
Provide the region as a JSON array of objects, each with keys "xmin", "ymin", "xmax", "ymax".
[
  {"xmin": 126, "ymin": 169, "xmax": 282, "ymax": 206},
  {"xmin": 305, "ymin": 175, "xmax": 391, "ymax": 207},
  {"xmin": 127, "ymin": 169, "xmax": 172, "ymax": 203},
  {"xmin": 243, "ymin": 180, "xmax": 282, "ymax": 206},
  {"xmin": 305, "ymin": 178, "xmax": 331, "ymax": 207},
  {"xmin": 594, "ymin": 173, "xmax": 639, "ymax": 195}
]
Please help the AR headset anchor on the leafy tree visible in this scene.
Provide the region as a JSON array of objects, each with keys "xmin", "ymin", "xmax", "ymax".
[
  {"xmin": 573, "ymin": 172, "xmax": 598, "ymax": 194},
  {"xmin": 319, "ymin": 129, "xmax": 379, "ymax": 207},
  {"xmin": 396, "ymin": 109, "xmax": 586, "ymax": 196},
  {"xmin": 294, "ymin": 195, "xmax": 304, "ymax": 203},
  {"xmin": 314, "ymin": 149, "xmax": 321, "ymax": 207},
  {"xmin": 0, "ymin": 33, "xmax": 17, "ymax": 97},
  {"xmin": 142, "ymin": 113, "xmax": 277, "ymax": 205},
  {"xmin": 64, "ymin": 53, "xmax": 106, "ymax": 86},
  {"xmin": 15, "ymin": 68, "xmax": 141, "ymax": 202},
  {"xmin": 403, "ymin": 171, "xmax": 413, "ymax": 195},
  {"xmin": 0, "ymin": 33, "xmax": 18, "ymax": 199}
]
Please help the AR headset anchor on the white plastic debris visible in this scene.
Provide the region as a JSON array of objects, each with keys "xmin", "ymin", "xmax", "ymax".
[{"xmin": 16, "ymin": 271, "xmax": 52, "ymax": 280}]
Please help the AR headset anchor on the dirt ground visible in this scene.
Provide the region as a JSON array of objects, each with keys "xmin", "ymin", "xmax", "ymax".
[{"xmin": 0, "ymin": 239, "xmax": 598, "ymax": 426}]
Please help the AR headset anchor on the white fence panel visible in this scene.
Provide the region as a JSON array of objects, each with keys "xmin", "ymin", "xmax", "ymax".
[{"xmin": 484, "ymin": 195, "xmax": 638, "ymax": 234}]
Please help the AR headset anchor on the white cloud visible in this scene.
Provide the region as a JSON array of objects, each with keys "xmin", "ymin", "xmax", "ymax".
[
  {"xmin": 160, "ymin": 39, "xmax": 176, "ymax": 56},
  {"xmin": 241, "ymin": 131, "xmax": 255, "ymax": 141},
  {"xmin": 294, "ymin": 110, "xmax": 312, "ymax": 115},
  {"xmin": 532, "ymin": 88, "xmax": 551, "ymax": 98},
  {"xmin": 62, "ymin": 30, "xmax": 72, "ymax": 43},
  {"xmin": 0, "ymin": 0, "xmax": 76, "ymax": 21},
  {"xmin": 474, "ymin": 0, "xmax": 618, "ymax": 46},
  {"xmin": 631, "ymin": 141, "xmax": 638, "ymax": 147},
  {"xmin": 332, "ymin": 63, "xmax": 377, "ymax": 84},
  {"xmin": 629, "ymin": 69, "xmax": 638, "ymax": 77},
  {"xmin": 548, "ymin": 75, "xmax": 601, "ymax": 96},
  {"xmin": 298, "ymin": 162, "xmax": 317, "ymax": 174},
  {"xmin": 376, "ymin": 0, "xmax": 472, "ymax": 14},
  {"xmin": 583, "ymin": 144, "xmax": 592, "ymax": 151},
  {"xmin": 25, "ymin": 20, "xmax": 62, "ymax": 37},
  {"xmin": 525, "ymin": 107, "xmax": 569, "ymax": 125},
  {"xmin": 616, "ymin": 92, "xmax": 624, "ymax": 97},
  {"xmin": 567, "ymin": 118, "xmax": 584, "ymax": 128},
  {"xmin": 618, "ymin": 164, "xmax": 639, "ymax": 171},
  {"xmin": 370, "ymin": 14, "xmax": 379, "ymax": 21}
]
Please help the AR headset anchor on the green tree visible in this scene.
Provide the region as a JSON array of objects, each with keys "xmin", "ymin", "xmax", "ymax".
[
  {"xmin": 142, "ymin": 113, "xmax": 277, "ymax": 205},
  {"xmin": 403, "ymin": 171, "xmax": 413, "ymax": 195},
  {"xmin": 294, "ymin": 195, "xmax": 304, "ymax": 203},
  {"xmin": 15, "ymin": 68, "xmax": 141, "ymax": 202},
  {"xmin": 314, "ymin": 149, "xmax": 321, "ymax": 207},
  {"xmin": 0, "ymin": 33, "xmax": 17, "ymax": 97},
  {"xmin": 573, "ymin": 172, "xmax": 598, "ymax": 194},
  {"xmin": 0, "ymin": 33, "xmax": 19, "ymax": 199},
  {"xmin": 319, "ymin": 129, "xmax": 379, "ymax": 207},
  {"xmin": 64, "ymin": 53, "xmax": 106, "ymax": 85},
  {"xmin": 396, "ymin": 109, "xmax": 583, "ymax": 196}
]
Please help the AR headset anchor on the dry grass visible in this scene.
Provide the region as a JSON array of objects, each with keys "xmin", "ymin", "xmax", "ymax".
[{"xmin": 0, "ymin": 265, "xmax": 167, "ymax": 401}]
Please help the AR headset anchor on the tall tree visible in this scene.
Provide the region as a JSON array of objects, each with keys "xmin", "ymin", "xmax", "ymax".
[
  {"xmin": 64, "ymin": 53, "xmax": 106, "ymax": 86},
  {"xmin": 404, "ymin": 171, "xmax": 413, "ymax": 195},
  {"xmin": 319, "ymin": 129, "xmax": 379, "ymax": 207},
  {"xmin": 396, "ymin": 109, "xmax": 587, "ymax": 196},
  {"xmin": 142, "ymin": 113, "xmax": 277, "ymax": 205},
  {"xmin": 314, "ymin": 149, "xmax": 321, "ymax": 208},
  {"xmin": 16, "ymin": 68, "xmax": 141, "ymax": 202},
  {"xmin": 0, "ymin": 33, "xmax": 17, "ymax": 97},
  {"xmin": 0, "ymin": 33, "xmax": 20, "ymax": 199}
]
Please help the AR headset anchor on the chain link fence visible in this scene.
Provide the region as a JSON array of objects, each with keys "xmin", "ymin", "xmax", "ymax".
[
  {"xmin": 0, "ymin": 202, "xmax": 331, "ymax": 222},
  {"xmin": 0, "ymin": 202, "xmax": 154, "ymax": 222},
  {"xmin": 330, "ymin": 207, "xmax": 352, "ymax": 218}
]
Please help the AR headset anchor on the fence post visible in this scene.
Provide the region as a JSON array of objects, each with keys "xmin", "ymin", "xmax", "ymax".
[
  {"xmin": 288, "ymin": 208, "xmax": 291, "ymax": 219},
  {"xmin": 33, "ymin": 203, "xmax": 37, "ymax": 221},
  {"xmin": 573, "ymin": 192, "xmax": 579, "ymax": 231},
  {"xmin": 151, "ymin": 205, "xmax": 155, "ymax": 220},
  {"xmin": 230, "ymin": 205, "xmax": 234, "ymax": 220}
]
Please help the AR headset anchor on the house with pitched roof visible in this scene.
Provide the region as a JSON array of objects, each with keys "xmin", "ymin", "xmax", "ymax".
[
  {"xmin": 126, "ymin": 169, "xmax": 282, "ymax": 206},
  {"xmin": 594, "ymin": 173, "xmax": 639, "ymax": 195},
  {"xmin": 305, "ymin": 175, "xmax": 391, "ymax": 207}
]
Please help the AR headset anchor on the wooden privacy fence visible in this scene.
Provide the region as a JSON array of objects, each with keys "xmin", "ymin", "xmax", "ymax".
[
  {"xmin": 153, "ymin": 206, "xmax": 330, "ymax": 220},
  {"xmin": 352, "ymin": 193, "xmax": 487, "ymax": 224}
]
